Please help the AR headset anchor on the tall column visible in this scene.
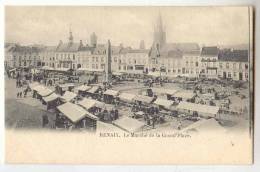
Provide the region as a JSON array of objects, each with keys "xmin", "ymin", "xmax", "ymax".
[{"xmin": 105, "ymin": 39, "xmax": 112, "ymax": 82}]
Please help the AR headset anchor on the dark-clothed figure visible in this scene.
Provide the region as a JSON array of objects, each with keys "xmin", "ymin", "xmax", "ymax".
[{"xmin": 42, "ymin": 114, "xmax": 49, "ymax": 128}]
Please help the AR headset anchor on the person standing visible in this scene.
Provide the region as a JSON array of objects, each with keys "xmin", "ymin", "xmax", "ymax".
[{"xmin": 42, "ymin": 114, "xmax": 49, "ymax": 128}]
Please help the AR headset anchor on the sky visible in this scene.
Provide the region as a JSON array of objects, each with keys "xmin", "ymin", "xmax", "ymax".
[{"xmin": 5, "ymin": 6, "xmax": 250, "ymax": 49}]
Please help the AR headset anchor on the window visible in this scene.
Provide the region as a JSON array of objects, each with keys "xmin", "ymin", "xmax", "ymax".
[
  {"xmin": 96, "ymin": 64, "xmax": 98, "ymax": 69},
  {"xmin": 73, "ymin": 54, "xmax": 75, "ymax": 60},
  {"xmin": 245, "ymin": 73, "xmax": 248, "ymax": 79},
  {"xmin": 233, "ymin": 63, "xmax": 236, "ymax": 69},
  {"xmin": 92, "ymin": 57, "xmax": 95, "ymax": 62},
  {"xmin": 233, "ymin": 72, "xmax": 237, "ymax": 77},
  {"xmin": 226, "ymin": 63, "xmax": 229, "ymax": 69},
  {"xmin": 114, "ymin": 57, "xmax": 117, "ymax": 62},
  {"xmin": 245, "ymin": 64, "xmax": 248, "ymax": 70},
  {"xmin": 96, "ymin": 57, "xmax": 98, "ymax": 62},
  {"xmin": 101, "ymin": 57, "xmax": 104, "ymax": 62},
  {"xmin": 219, "ymin": 62, "xmax": 222, "ymax": 69},
  {"xmin": 228, "ymin": 72, "xmax": 231, "ymax": 78},
  {"xmin": 239, "ymin": 63, "xmax": 242, "ymax": 69}
]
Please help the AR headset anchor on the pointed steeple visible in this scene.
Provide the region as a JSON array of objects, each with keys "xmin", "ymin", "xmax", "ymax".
[
  {"xmin": 68, "ymin": 25, "xmax": 73, "ymax": 45},
  {"xmin": 153, "ymin": 12, "xmax": 166, "ymax": 48}
]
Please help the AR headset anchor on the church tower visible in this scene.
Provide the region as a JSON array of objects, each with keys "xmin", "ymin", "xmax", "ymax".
[
  {"xmin": 153, "ymin": 12, "xmax": 166, "ymax": 49},
  {"xmin": 90, "ymin": 32, "xmax": 97, "ymax": 48}
]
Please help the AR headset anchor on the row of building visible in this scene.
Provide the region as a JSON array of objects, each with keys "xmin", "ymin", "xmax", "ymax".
[{"xmin": 5, "ymin": 14, "xmax": 249, "ymax": 81}]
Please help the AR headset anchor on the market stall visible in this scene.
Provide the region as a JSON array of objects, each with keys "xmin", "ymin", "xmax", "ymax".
[
  {"xmin": 118, "ymin": 92, "xmax": 136, "ymax": 105},
  {"xmin": 153, "ymin": 98, "xmax": 174, "ymax": 110},
  {"xmin": 60, "ymin": 91, "xmax": 77, "ymax": 103},
  {"xmin": 57, "ymin": 102, "xmax": 98, "ymax": 130},
  {"xmin": 103, "ymin": 89, "xmax": 119, "ymax": 104},
  {"xmin": 176, "ymin": 101, "xmax": 220, "ymax": 118},
  {"xmin": 133, "ymin": 95, "xmax": 155, "ymax": 105},
  {"xmin": 74, "ymin": 84, "xmax": 91, "ymax": 96},
  {"xmin": 171, "ymin": 90, "xmax": 196, "ymax": 102},
  {"xmin": 112, "ymin": 117, "xmax": 146, "ymax": 133},
  {"xmin": 55, "ymin": 83, "xmax": 75, "ymax": 95},
  {"xmin": 42, "ymin": 93, "xmax": 60, "ymax": 110}
]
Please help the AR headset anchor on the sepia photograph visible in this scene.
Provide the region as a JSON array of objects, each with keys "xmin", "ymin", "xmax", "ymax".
[{"xmin": 4, "ymin": 6, "xmax": 254, "ymax": 164}]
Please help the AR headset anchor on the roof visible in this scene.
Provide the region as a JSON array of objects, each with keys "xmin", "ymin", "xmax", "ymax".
[
  {"xmin": 87, "ymin": 86, "xmax": 99, "ymax": 94},
  {"xmin": 159, "ymin": 43, "xmax": 200, "ymax": 58},
  {"xmin": 56, "ymin": 43, "xmax": 80, "ymax": 52},
  {"xmin": 103, "ymin": 89, "xmax": 119, "ymax": 96},
  {"xmin": 97, "ymin": 121, "xmax": 124, "ymax": 132},
  {"xmin": 43, "ymin": 46, "xmax": 57, "ymax": 52},
  {"xmin": 172, "ymin": 90, "xmax": 195, "ymax": 99},
  {"xmin": 182, "ymin": 118, "xmax": 225, "ymax": 133},
  {"xmin": 154, "ymin": 98, "xmax": 173, "ymax": 109},
  {"xmin": 92, "ymin": 44, "xmax": 106, "ymax": 55},
  {"xmin": 177, "ymin": 101, "xmax": 219, "ymax": 117},
  {"xmin": 152, "ymin": 88, "xmax": 178, "ymax": 95},
  {"xmin": 201, "ymin": 46, "xmax": 219, "ymax": 57},
  {"xmin": 127, "ymin": 49, "xmax": 150, "ymax": 54},
  {"xmin": 57, "ymin": 102, "xmax": 96, "ymax": 123},
  {"xmin": 7, "ymin": 44, "xmax": 42, "ymax": 54},
  {"xmin": 60, "ymin": 91, "xmax": 77, "ymax": 102},
  {"xmin": 28, "ymin": 82, "xmax": 40, "ymax": 90},
  {"xmin": 42, "ymin": 93, "xmax": 59, "ymax": 103},
  {"xmin": 134, "ymin": 95, "xmax": 154, "ymax": 104},
  {"xmin": 118, "ymin": 93, "xmax": 136, "ymax": 102},
  {"xmin": 74, "ymin": 85, "xmax": 91, "ymax": 92},
  {"xmin": 37, "ymin": 87, "xmax": 54, "ymax": 97},
  {"xmin": 58, "ymin": 83, "xmax": 75, "ymax": 88},
  {"xmin": 78, "ymin": 98, "xmax": 104, "ymax": 110},
  {"xmin": 41, "ymin": 66, "xmax": 54, "ymax": 70},
  {"xmin": 218, "ymin": 49, "xmax": 248, "ymax": 62},
  {"xmin": 54, "ymin": 68, "xmax": 70, "ymax": 72},
  {"xmin": 112, "ymin": 117, "xmax": 145, "ymax": 133}
]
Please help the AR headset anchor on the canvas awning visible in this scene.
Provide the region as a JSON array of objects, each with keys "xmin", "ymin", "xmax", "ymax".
[
  {"xmin": 177, "ymin": 101, "xmax": 219, "ymax": 117},
  {"xmin": 154, "ymin": 98, "xmax": 173, "ymax": 109},
  {"xmin": 118, "ymin": 93, "xmax": 136, "ymax": 102},
  {"xmin": 37, "ymin": 87, "xmax": 54, "ymax": 97},
  {"xmin": 134, "ymin": 95, "xmax": 154, "ymax": 104},
  {"xmin": 58, "ymin": 83, "xmax": 75, "ymax": 88},
  {"xmin": 172, "ymin": 90, "xmax": 195, "ymax": 99},
  {"xmin": 112, "ymin": 117, "xmax": 145, "ymax": 133},
  {"xmin": 57, "ymin": 102, "xmax": 97, "ymax": 123},
  {"xmin": 42, "ymin": 93, "xmax": 59, "ymax": 103},
  {"xmin": 182, "ymin": 118, "xmax": 226, "ymax": 133},
  {"xmin": 74, "ymin": 85, "xmax": 91, "ymax": 92},
  {"xmin": 78, "ymin": 98, "xmax": 104, "ymax": 110},
  {"xmin": 41, "ymin": 66, "xmax": 54, "ymax": 70},
  {"xmin": 112, "ymin": 72, "xmax": 123, "ymax": 76},
  {"xmin": 152, "ymin": 88, "xmax": 178, "ymax": 95},
  {"xmin": 77, "ymin": 68, "xmax": 89, "ymax": 71},
  {"xmin": 97, "ymin": 121, "xmax": 123, "ymax": 132},
  {"xmin": 32, "ymin": 85, "xmax": 45, "ymax": 92},
  {"xmin": 60, "ymin": 91, "xmax": 77, "ymax": 102},
  {"xmin": 87, "ymin": 86, "xmax": 99, "ymax": 94},
  {"xmin": 54, "ymin": 68, "xmax": 70, "ymax": 72},
  {"xmin": 28, "ymin": 82, "xmax": 40, "ymax": 90},
  {"xmin": 103, "ymin": 89, "xmax": 119, "ymax": 97}
]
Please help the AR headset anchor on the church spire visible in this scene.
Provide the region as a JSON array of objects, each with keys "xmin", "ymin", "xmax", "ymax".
[
  {"xmin": 153, "ymin": 12, "xmax": 166, "ymax": 48},
  {"xmin": 68, "ymin": 25, "xmax": 73, "ymax": 44}
]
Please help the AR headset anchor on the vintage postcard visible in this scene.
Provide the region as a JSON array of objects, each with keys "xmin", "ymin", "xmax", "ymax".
[{"xmin": 4, "ymin": 6, "xmax": 253, "ymax": 164}]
